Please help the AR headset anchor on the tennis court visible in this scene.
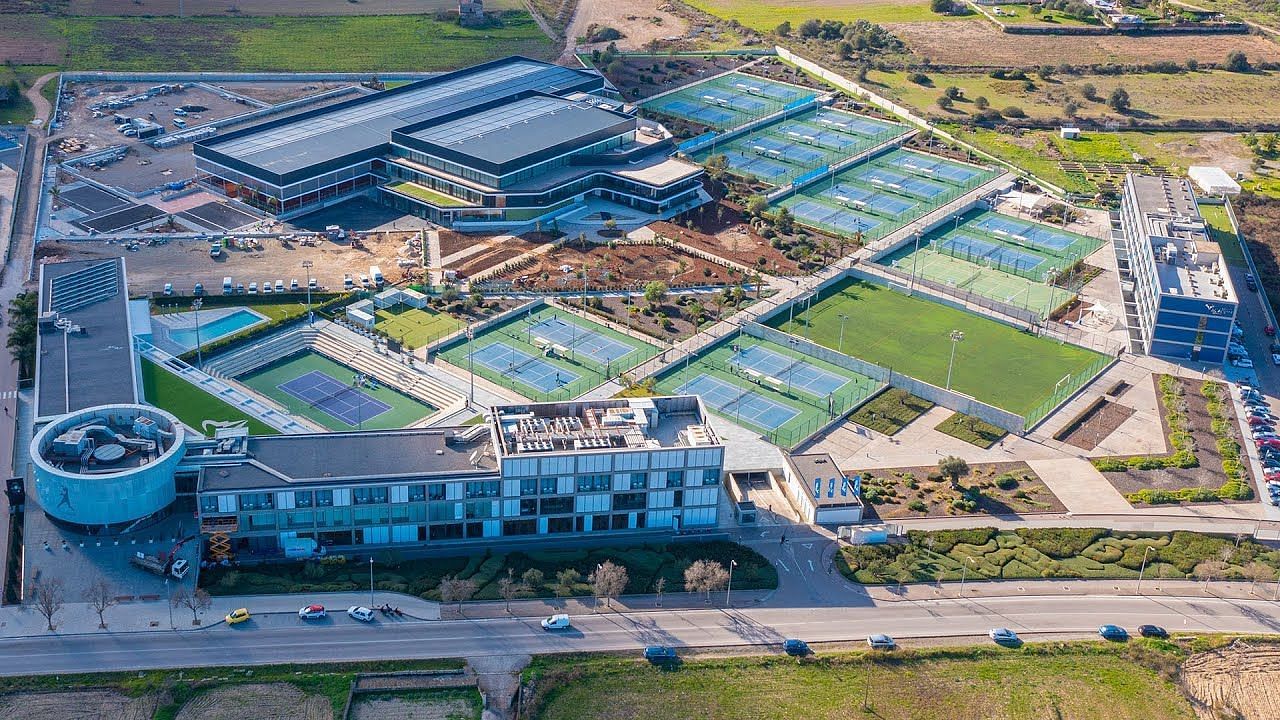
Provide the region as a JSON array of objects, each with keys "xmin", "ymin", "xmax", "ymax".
[
  {"xmin": 525, "ymin": 314, "xmax": 636, "ymax": 365},
  {"xmin": 645, "ymin": 96, "xmax": 742, "ymax": 128},
  {"xmin": 720, "ymin": 149, "xmax": 795, "ymax": 182},
  {"xmin": 237, "ymin": 350, "xmax": 437, "ymax": 430},
  {"xmin": 850, "ymin": 165, "xmax": 951, "ymax": 200},
  {"xmin": 470, "ymin": 342, "xmax": 579, "ymax": 394},
  {"xmin": 971, "ymin": 213, "xmax": 1087, "ymax": 255},
  {"xmin": 817, "ymin": 182, "xmax": 920, "ymax": 218},
  {"xmin": 729, "ymin": 344, "xmax": 850, "ymax": 397},
  {"xmin": 936, "ymin": 233, "xmax": 1049, "ymax": 274},
  {"xmin": 278, "ymin": 370, "xmax": 392, "ymax": 426},
  {"xmin": 677, "ymin": 373, "xmax": 800, "ymax": 431},
  {"xmin": 775, "ymin": 121, "xmax": 862, "ymax": 152},
  {"xmin": 781, "ymin": 196, "xmax": 884, "ymax": 236},
  {"xmin": 812, "ymin": 108, "xmax": 902, "ymax": 138},
  {"xmin": 878, "ymin": 150, "xmax": 985, "ymax": 185},
  {"xmin": 374, "ymin": 305, "xmax": 464, "ymax": 348},
  {"xmin": 641, "ymin": 72, "xmax": 809, "ymax": 131},
  {"xmin": 882, "ymin": 248, "xmax": 1062, "ymax": 317}
]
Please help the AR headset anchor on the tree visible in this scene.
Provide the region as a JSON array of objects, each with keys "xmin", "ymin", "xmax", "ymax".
[
  {"xmin": 438, "ymin": 575, "xmax": 478, "ymax": 611},
  {"xmin": 943, "ymin": 85, "xmax": 962, "ymax": 100},
  {"xmin": 498, "ymin": 568, "xmax": 522, "ymax": 613},
  {"xmin": 6, "ymin": 291, "xmax": 37, "ymax": 379},
  {"xmin": 654, "ymin": 576, "xmax": 667, "ymax": 607},
  {"xmin": 1037, "ymin": 65, "xmax": 1055, "ymax": 81},
  {"xmin": 1107, "ymin": 86, "xmax": 1130, "ymax": 113},
  {"xmin": 82, "ymin": 579, "xmax": 118, "ymax": 629},
  {"xmin": 1225, "ymin": 50, "xmax": 1250, "ymax": 73},
  {"xmin": 590, "ymin": 560, "xmax": 629, "ymax": 609},
  {"xmin": 603, "ymin": 218, "xmax": 618, "ymax": 232},
  {"xmin": 554, "ymin": 568, "xmax": 581, "ymax": 599},
  {"xmin": 1080, "ymin": 82, "xmax": 1097, "ymax": 101},
  {"xmin": 973, "ymin": 96, "xmax": 989, "ymax": 110},
  {"xmin": 775, "ymin": 20, "xmax": 791, "ymax": 36},
  {"xmin": 522, "ymin": 568, "xmax": 545, "ymax": 593},
  {"xmin": 173, "ymin": 587, "xmax": 212, "ymax": 626},
  {"xmin": 32, "ymin": 576, "xmax": 65, "ymax": 632},
  {"xmin": 684, "ymin": 559, "xmax": 730, "ymax": 604},
  {"xmin": 1186, "ymin": 57, "xmax": 1198, "ymax": 71},
  {"xmin": 930, "ymin": 0, "xmax": 952, "ymax": 12},
  {"xmin": 643, "ymin": 280, "xmax": 668, "ymax": 308},
  {"xmin": 797, "ymin": 18, "xmax": 821, "ymax": 38},
  {"xmin": 938, "ymin": 455, "xmax": 969, "ymax": 487},
  {"xmin": 1062, "ymin": 100, "xmax": 1080, "ymax": 117},
  {"xmin": 745, "ymin": 194, "xmax": 769, "ymax": 217},
  {"xmin": 936, "ymin": 94, "xmax": 954, "ymax": 111},
  {"xmin": 774, "ymin": 206, "xmax": 794, "ymax": 235},
  {"xmin": 1243, "ymin": 561, "xmax": 1275, "ymax": 594},
  {"xmin": 838, "ymin": 41, "xmax": 854, "ymax": 60},
  {"xmin": 1193, "ymin": 560, "xmax": 1228, "ymax": 586}
]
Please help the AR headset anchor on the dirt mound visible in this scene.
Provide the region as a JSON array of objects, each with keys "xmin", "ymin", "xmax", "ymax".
[
  {"xmin": 1182, "ymin": 641, "xmax": 1280, "ymax": 720},
  {"xmin": 175, "ymin": 683, "xmax": 331, "ymax": 720},
  {"xmin": 0, "ymin": 689, "xmax": 156, "ymax": 720}
]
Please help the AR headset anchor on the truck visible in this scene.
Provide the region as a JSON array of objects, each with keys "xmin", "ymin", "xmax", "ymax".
[
  {"xmin": 130, "ymin": 552, "xmax": 190, "ymax": 580},
  {"xmin": 369, "ymin": 265, "xmax": 384, "ymax": 287},
  {"xmin": 210, "ymin": 241, "xmax": 222, "ymax": 258},
  {"xmin": 223, "ymin": 276, "xmax": 233, "ymax": 295}
]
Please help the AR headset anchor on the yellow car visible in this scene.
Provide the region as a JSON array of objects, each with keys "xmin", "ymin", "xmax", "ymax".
[{"xmin": 225, "ymin": 608, "xmax": 251, "ymax": 625}]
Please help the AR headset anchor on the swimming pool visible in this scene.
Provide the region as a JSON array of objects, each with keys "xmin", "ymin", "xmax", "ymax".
[{"xmin": 165, "ymin": 308, "xmax": 266, "ymax": 351}]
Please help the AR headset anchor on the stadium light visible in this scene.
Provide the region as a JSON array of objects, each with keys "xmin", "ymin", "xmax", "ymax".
[
  {"xmin": 838, "ymin": 314, "xmax": 849, "ymax": 353},
  {"xmin": 946, "ymin": 330, "xmax": 965, "ymax": 390}
]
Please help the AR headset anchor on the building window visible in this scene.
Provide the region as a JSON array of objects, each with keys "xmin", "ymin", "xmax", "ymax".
[
  {"xmin": 315, "ymin": 490, "xmax": 334, "ymax": 507},
  {"xmin": 614, "ymin": 493, "xmax": 645, "ymax": 511},
  {"xmin": 294, "ymin": 491, "xmax": 314, "ymax": 508},
  {"xmin": 592, "ymin": 514, "xmax": 611, "ymax": 531},
  {"xmin": 540, "ymin": 497, "xmax": 573, "ymax": 515},
  {"xmin": 199, "ymin": 496, "xmax": 219, "ymax": 514},
  {"xmin": 465, "ymin": 501, "xmax": 494, "ymax": 519},
  {"xmin": 428, "ymin": 483, "xmax": 446, "ymax": 501},
  {"xmin": 547, "ymin": 517, "xmax": 574, "ymax": 533},
  {"xmin": 408, "ymin": 485, "xmax": 426, "ymax": 502},
  {"xmin": 353, "ymin": 487, "xmax": 388, "ymax": 505},
  {"xmin": 503, "ymin": 519, "xmax": 536, "ymax": 536},
  {"xmin": 576, "ymin": 474, "xmax": 610, "ymax": 492},
  {"xmin": 666, "ymin": 471, "xmax": 684, "ymax": 488},
  {"xmin": 238, "ymin": 493, "xmax": 274, "ymax": 511},
  {"xmin": 466, "ymin": 481, "xmax": 499, "ymax": 499},
  {"xmin": 430, "ymin": 523, "xmax": 464, "ymax": 540},
  {"xmin": 520, "ymin": 478, "xmax": 539, "ymax": 496},
  {"xmin": 630, "ymin": 472, "xmax": 647, "ymax": 490},
  {"xmin": 540, "ymin": 477, "xmax": 557, "ymax": 494},
  {"xmin": 702, "ymin": 469, "xmax": 721, "ymax": 485},
  {"xmin": 520, "ymin": 498, "xmax": 538, "ymax": 516}
]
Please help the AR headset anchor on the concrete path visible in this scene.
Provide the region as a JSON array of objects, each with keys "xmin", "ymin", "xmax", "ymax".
[{"xmin": 1026, "ymin": 457, "xmax": 1133, "ymax": 514}]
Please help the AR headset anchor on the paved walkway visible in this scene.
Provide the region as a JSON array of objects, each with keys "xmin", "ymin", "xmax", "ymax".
[{"xmin": 1025, "ymin": 457, "xmax": 1133, "ymax": 513}]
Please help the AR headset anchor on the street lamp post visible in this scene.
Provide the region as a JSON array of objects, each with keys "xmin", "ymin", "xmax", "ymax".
[
  {"xmin": 466, "ymin": 325, "xmax": 475, "ymax": 405},
  {"xmin": 958, "ymin": 556, "xmax": 976, "ymax": 598},
  {"xmin": 838, "ymin": 313, "xmax": 848, "ymax": 354},
  {"xmin": 945, "ymin": 330, "xmax": 965, "ymax": 391},
  {"xmin": 302, "ymin": 260, "xmax": 314, "ymax": 326},
  {"xmin": 369, "ymin": 556, "xmax": 375, "ymax": 608},
  {"xmin": 726, "ymin": 559, "xmax": 737, "ymax": 606},
  {"xmin": 1136, "ymin": 545, "xmax": 1155, "ymax": 594},
  {"xmin": 192, "ymin": 298, "xmax": 203, "ymax": 370},
  {"xmin": 166, "ymin": 577, "xmax": 174, "ymax": 629}
]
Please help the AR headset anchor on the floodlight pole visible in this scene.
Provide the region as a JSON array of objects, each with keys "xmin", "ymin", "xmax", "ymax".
[
  {"xmin": 908, "ymin": 231, "xmax": 923, "ymax": 295},
  {"xmin": 369, "ymin": 556, "xmax": 375, "ymax": 608},
  {"xmin": 466, "ymin": 325, "xmax": 475, "ymax": 405},
  {"xmin": 192, "ymin": 298, "xmax": 203, "ymax": 370},
  {"xmin": 302, "ymin": 260, "xmax": 314, "ymax": 326},
  {"xmin": 945, "ymin": 330, "xmax": 964, "ymax": 390},
  {"xmin": 726, "ymin": 559, "xmax": 736, "ymax": 606},
  {"xmin": 838, "ymin": 313, "xmax": 848, "ymax": 353}
]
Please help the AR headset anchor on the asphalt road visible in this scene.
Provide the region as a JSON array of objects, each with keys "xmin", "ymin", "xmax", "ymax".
[{"xmin": 4, "ymin": 593, "xmax": 1280, "ymax": 675}]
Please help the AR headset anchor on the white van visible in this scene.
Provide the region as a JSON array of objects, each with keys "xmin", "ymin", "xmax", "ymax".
[
  {"xmin": 369, "ymin": 265, "xmax": 384, "ymax": 287},
  {"xmin": 541, "ymin": 614, "xmax": 571, "ymax": 631},
  {"xmin": 223, "ymin": 276, "xmax": 233, "ymax": 295}
]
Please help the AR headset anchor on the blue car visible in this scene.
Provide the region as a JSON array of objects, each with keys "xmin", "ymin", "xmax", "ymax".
[
  {"xmin": 783, "ymin": 639, "xmax": 811, "ymax": 656},
  {"xmin": 643, "ymin": 646, "xmax": 678, "ymax": 665},
  {"xmin": 1099, "ymin": 624, "xmax": 1128, "ymax": 641}
]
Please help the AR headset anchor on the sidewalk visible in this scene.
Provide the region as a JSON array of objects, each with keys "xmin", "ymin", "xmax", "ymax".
[
  {"xmin": 860, "ymin": 577, "xmax": 1280, "ymax": 603},
  {"xmin": 444, "ymin": 589, "xmax": 776, "ymax": 620}
]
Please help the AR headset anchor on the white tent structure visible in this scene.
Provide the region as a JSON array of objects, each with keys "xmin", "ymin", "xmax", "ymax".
[{"xmin": 1188, "ymin": 166, "xmax": 1241, "ymax": 195}]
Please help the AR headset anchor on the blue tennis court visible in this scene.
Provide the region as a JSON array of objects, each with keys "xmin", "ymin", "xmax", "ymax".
[
  {"xmin": 785, "ymin": 197, "xmax": 883, "ymax": 235},
  {"xmin": 813, "ymin": 109, "xmax": 899, "ymax": 138},
  {"xmin": 698, "ymin": 89, "xmax": 769, "ymax": 113},
  {"xmin": 881, "ymin": 151, "xmax": 983, "ymax": 185},
  {"xmin": 526, "ymin": 315, "xmax": 635, "ymax": 364},
  {"xmin": 723, "ymin": 150, "xmax": 793, "ymax": 181},
  {"xmin": 936, "ymin": 233, "xmax": 1048, "ymax": 273},
  {"xmin": 278, "ymin": 370, "xmax": 392, "ymax": 426},
  {"xmin": 851, "ymin": 165, "xmax": 950, "ymax": 199},
  {"xmin": 747, "ymin": 135, "xmax": 827, "ymax": 165},
  {"xmin": 729, "ymin": 344, "xmax": 850, "ymax": 397},
  {"xmin": 818, "ymin": 183, "xmax": 919, "ymax": 218},
  {"xmin": 677, "ymin": 373, "xmax": 799, "ymax": 431},
  {"xmin": 971, "ymin": 214, "xmax": 1077, "ymax": 254},
  {"xmin": 649, "ymin": 97, "xmax": 740, "ymax": 127},
  {"xmin": 776, "ymin": 122, "xmax": 861, "ymax": 151},
  {"xmin": 723, "ymin": 77, "xmax": 807, "ymax": 102},
  {"xmin": 470, "ymin": 342, "xmax": 580, "ymax": 394}
]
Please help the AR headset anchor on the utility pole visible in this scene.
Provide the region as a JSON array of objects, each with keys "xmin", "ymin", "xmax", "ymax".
[
  {"xmin": 466, "ymin": 325, "xmax": 475, "ymax": 405},
  {"xmin": 369, "ymin": 556, "xmax": 375, "ymax": 608},
  {"xmin": 302, "ymin": 260, "xmax": 314, "ymax": 326}
]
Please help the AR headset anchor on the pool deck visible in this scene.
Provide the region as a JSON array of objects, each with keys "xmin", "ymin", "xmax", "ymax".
[{"xmin": 147, "ymin": 306, "xmax": 269, "ymax": 355}]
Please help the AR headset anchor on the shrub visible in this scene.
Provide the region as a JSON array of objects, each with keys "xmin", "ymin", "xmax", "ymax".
[
  {"xmin": 994, "ymin": 474, "xmax": 1018, "ymax": 491},
  {"xmin": 1107, "ymin": 87, "xmax": 1131, "ymax": 112},
  {"xmin": 907, "ymin": 499, "xmax": 928, "ymax": 512},
  {"xmin": 1225, "ymin": 50, "xmax": 1250, "ymax": 72},
  {"xmin": 910, "ymin": 527, "xmax": 995, "ymax": 553},
  {"xmin": 1001, "ymin": 105, "xmax": 1026, "ymax": 118},
  {"xmin": 908, "ymin": 72, "xmax": 931, "ymax": 86},
  {"xmin": 1014, "ymin": 528, "xmax": 1107, "ymax": 558}
]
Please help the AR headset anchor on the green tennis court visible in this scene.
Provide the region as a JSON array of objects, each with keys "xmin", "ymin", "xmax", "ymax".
[
  {"xmin": 374, "ymin": 305, "xmax": 464, "ymax": 348},
  {"xmin": 769, "ymin": 278, "xmax": 1108, "ymax": 417},
  {"xmin": 880, "ymin": 248, "xmax": 1063, "ymax": 317},
  {"xmin": 237, "ymin": 350, "xmax": 436, "ymax": 430}
]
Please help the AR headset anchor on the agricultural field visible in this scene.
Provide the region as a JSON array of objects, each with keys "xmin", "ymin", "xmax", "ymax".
[
  {"xmin": 682, "ymin": 0, "xmax": 974, "ymax": 30},
  {"xmin": 526, "ymin": 645, "xmax": 1196, "ymax": 720},
  {"xmin": 1161, "ymin": 0, "xmax": 1280, "ymax": 30},
  {"xmin": 885, "ymin": 20, "xmax": 1280, "ymax": 65},
  {"xmin": 0, "ymin": 13, "xmax": 554, "ymax": 71},
  {"xmin": 59, "ymin": 0, "xmax": 526, "ymax": 13},
  {"xmin": 868, "ymin": 67, "xmax": 1280, "ymax": 123}
]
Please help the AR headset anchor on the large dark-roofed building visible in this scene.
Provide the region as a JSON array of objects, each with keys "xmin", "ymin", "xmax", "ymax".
[{"xmin": 194, "ymin": 57, "xmax": 706, "ymax": 228}]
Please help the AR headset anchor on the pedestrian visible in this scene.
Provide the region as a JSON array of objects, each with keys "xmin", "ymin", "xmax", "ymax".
[{"xmin": 780, "ymin": 533, "xmax": 787, "ymax": 545}]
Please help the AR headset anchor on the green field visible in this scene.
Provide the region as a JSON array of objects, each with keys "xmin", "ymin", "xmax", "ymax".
[
  {"xmin": 848, "ymin": 387, "xmax": 934, "ymax": 434},
  {"xmin": 528, "ymin": 645, "xmax": 1194, "ymax": 720},
  {"xmin": 139, "ymin": 359, "xmax": 278, "ymax": 436},
  {"xmin": 682, "ymin": 0, "xmax": 975, "ymax": 29},
  {"xmin": 769, "ymin": 278, "xmax": 1107, "ymax": 417},
  {"xmin": 237, "ymin": 350, "xmax": 436, "ymax": 430},
  {"xmin": 2, "ymin": 14, "xmax": 554, "ymax": 71},
  {"xmin": 0, "ymin": 64, "xmax": 56, "ymax": 124},
  {"xmin": 374, "ymin": 304, "xmax": 464, "ymax": 348}
]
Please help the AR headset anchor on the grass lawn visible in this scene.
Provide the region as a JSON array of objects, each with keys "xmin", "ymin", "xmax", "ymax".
[
  {"xmin": 386, "ymin": 181, "xmax": 475, "ymax": 207},
  {"xmin": 152, "ymin": 296, "xmax": 333, "ymax": 323},
  {"xmin": 769, "ymin": 278, "xmax": 1107, "ymax": 416},
  {"xmin": 200, "ymin": 540, "xmax": 776, "ymax": 600},
  {"xmin": 2, "ymin": 14, "xmax": 554, "ymax": 72},
  {"xmin": 527, "ymin": 645, "xmax": 1194, "ymax": 720},
  {"xmin": 935, "ymin": 411, "xmax": 1007, "ymax": 448},
  {"xmin": 839, "ymin": 527, "xmax": 1280, "ymax": 584},
  {"xmin": 139, "ymin": 359, "xmax": 278, "ymax": 436},
  {"xmin": 0, "ymin": 64, "xmax": 58, "ymax": 125},
  {"xmin": 374, "ymin": 304, "xmax": 464, "ymax": 348},
  {"xmin": 1198, "ymin": 203, "xmax": 1245, "ymax": 264},
  {"xmin": 848, "ymin": 388, "xmax": 934, "ymax": 435},
  {"xmin": 682, "ymin": 0, "xmax": 973, "ymax": 28}
]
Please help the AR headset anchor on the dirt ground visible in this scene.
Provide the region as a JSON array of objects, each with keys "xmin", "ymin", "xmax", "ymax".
[
  {"xmin": 861, "ymin": 461, "xmax": 1067, "ymax": 519},
  {"xmin": 490, "ymin": 241, "xmax": 736, "ymax": 290},
  {"xmin": 350, "ymin": 693, "xmax": 477, "ymax": 720},
  {"xmin": 62, "ymin": 0, "xmax": 522, "ymax": 14},
  {"xmin": 0, "ymin": 690, "xmax": 157, "ymax": 720},
  {"xmin": 652, "ymin": 200, "xmax": 803, "ymax": 275},
  {"xmin": 887, "ymin": 21, "xmax": 1280, "ymax": 66},
  {"xmin": 1153, "ymin": 133, "xmax": 1253, "ymax": 179},
  {"xmin": 602, "ymin": 54, "xmax": 748, "ymax": 101},
  {"xmin": 1056, "ymin": 398, "xmax": 1136, "ymax": 451},
  {"xmin": 446, "ymin": 235, "xmax": 544, "ymax": 279},
  {"xmin": 204, "ymin": 81, "xmax": 352, "ymax": 106},
  {"xmin": 36, "ymin": 229, "xmax": 423, "ymax": 295},
  {"xmin": 176, "ymin": 683, "xmax": 330, "ymax": 720},
  {"xmin": 1182, "ymin": 641, "xmax": 1280, "ymax": 720},
  {"xmin": 566, "ymin": 0, "xmax": 689, "ymax": 54}
]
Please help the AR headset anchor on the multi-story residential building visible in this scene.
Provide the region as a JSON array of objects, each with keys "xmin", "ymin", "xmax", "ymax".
[
  {"xmin": 189, "ymin": 396, "xmax": 724, "ymax": 553},
  {"xmin": 193, "ymin": 57, "xmax": 706, "ymax": 228},
  {"xmin": 1117, "ymin": 173, "xmax": 1237, "ymax": 363}
]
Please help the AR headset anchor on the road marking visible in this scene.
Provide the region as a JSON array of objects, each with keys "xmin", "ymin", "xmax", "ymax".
[
  {"xmin": 776, "ymin": 560, "xmax": 790, "ymax": 572},
  {"xmin": 808, "ymin": 560, "xmax": 815, "ymax": 572},
  {"xmin": 0, "ymin": 390, "xmax": 15, "ymax": 399},
  {"xmin": 802, "ymin": 543, "xmax": 814, "ymax": 550}
]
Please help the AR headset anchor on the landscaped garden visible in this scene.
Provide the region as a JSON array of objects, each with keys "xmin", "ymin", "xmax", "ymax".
[
  {"xmin": 848, "ymin": 388, "xmax": 934, "ymax": 435},
  {"xmin": 858, "ymin": 460, "xmax": 1063, "ymax": 519}
]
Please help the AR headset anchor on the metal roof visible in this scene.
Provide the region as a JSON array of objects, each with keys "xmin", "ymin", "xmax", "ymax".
[{"xmin": 198, "ymin": 59, "xmax": 599, "ymax": 179}]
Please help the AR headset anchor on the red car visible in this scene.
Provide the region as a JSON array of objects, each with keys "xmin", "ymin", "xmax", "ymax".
[
  {"xmin": 1249, "ymin": 416, "xmax": 1273, "ymax": 426},
  {"xmin": 1257, "ymin": 438, "xmax": 1280, "ymax": 450},
  {"xmin": 298, "ymin": 604, "xmax": 327, "ymax": 620},
  {"xmin": 1266, "ymin": 325, "xmax": 1277, "ymax": 337}
]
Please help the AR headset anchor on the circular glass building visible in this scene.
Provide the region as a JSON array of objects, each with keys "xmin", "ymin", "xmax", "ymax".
[{"xmin": 31, "ymin": 404, "xmax": 186, "ymax": 533}]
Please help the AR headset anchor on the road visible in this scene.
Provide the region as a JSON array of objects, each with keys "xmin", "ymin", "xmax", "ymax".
[{"xmin": 4, "ymin": 593, "xmax": 1280, "ymax": 675}]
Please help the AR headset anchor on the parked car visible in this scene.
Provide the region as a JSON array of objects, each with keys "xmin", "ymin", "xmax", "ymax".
[
  {"xmin": 275, "ymin": 280, "xmax": 284, "ymax": 293},
  {"xmin": 1099, "ymin": 624, "xmax": 1129, "ymax": 641},
  {"xmin": 193, "ymin": 282, "xmax": 204, "ymax": 297},
  {"xmin": 1246, "ymin": 273, "xmax": 1258, "ymax": 291},
  {"xmin": 866, "ymin": 634, "xmax": 896, "ymax": 650},
  {"xmin": 225, "ymin": 608, "xmax": 251, "ymax": 625},
  {"xmin": 1272, "ymin": 353, "xmax": 1280, "ymax": 366},
  {"xmin": 247, "ymin": 282, "xmax": 257, "ymax": 294},
  {"xmin": 298, "ymin": 604, "xmax": 327, "ymax": 620},
  {"xmin": 1265, "ymin": 324, "xmax": 1275, "ymax": 337},
  {"xmin": 290, "ymin": 278, "xmax": 299, "ymax": 291},
  {"xmin": 347, "ymin": 606, "xmax": 375, "ymax": 622},
  {"xmin": 1256, "ymin": 438, "xmax": 1280, "ymax": 450},
  {"xmin": 541, "ymin": 614, "xmax": 571, "ymax": 631},
  {"xmin": 1248, "ymin": 415, "xmax": 1273, "ymax": 426},
  {"xmin": 783, "ymin": 639, "xmax": 811, "ymax": 656},
  {"xmin": 644, "ymin": 646, "xmax": 679, "ymax": 665},
  {"xmin": 1233, "ymin": 358, "xmax": 1255, "ymax": 369},
  {"xmin": 262, "ymin": 281, "xmax": 273, "ymax": 294},
  {"xmin": 163, "ymin": 282, "xmax": 173, "ymax": 296},
  {"xmin": 1138, "ymin": 625, "xmax": 1168, "ymax": 639},
  {"xmin": 989, "ymin": 628, "xmax": 1020, "ymax": 646}
]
